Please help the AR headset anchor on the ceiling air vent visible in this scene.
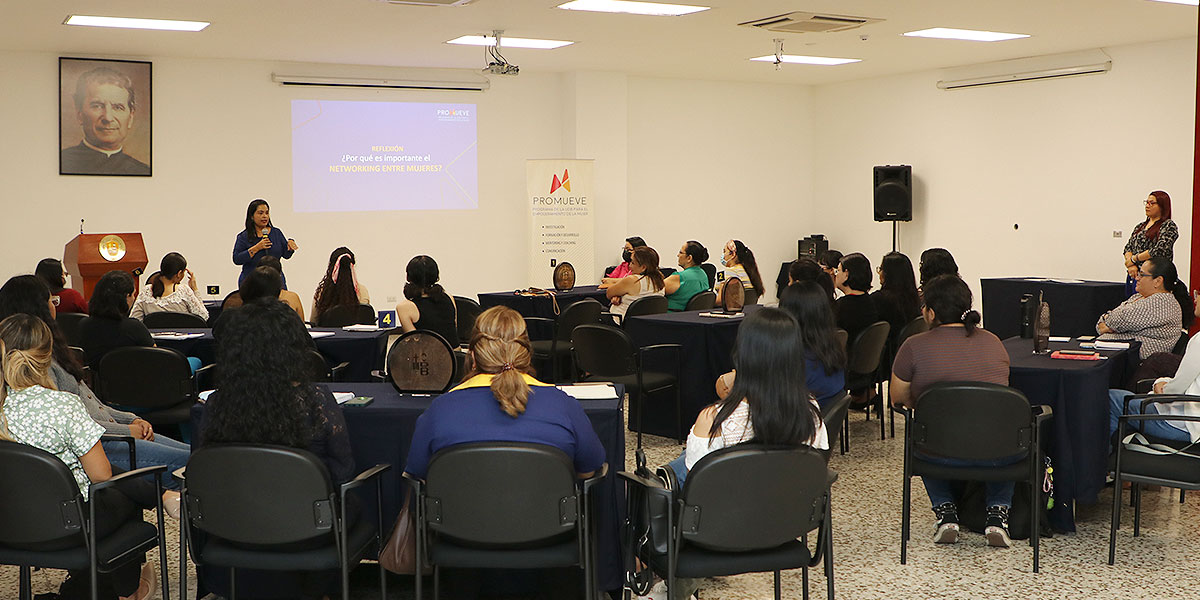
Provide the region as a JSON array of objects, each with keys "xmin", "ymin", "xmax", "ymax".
[
  {"xmin": 738, "ymin": 12, "xmax": 882, "ymax": 34},
  {"xmin": 380, "ymin": 0, "xmax": 477, "ymax": 6}
]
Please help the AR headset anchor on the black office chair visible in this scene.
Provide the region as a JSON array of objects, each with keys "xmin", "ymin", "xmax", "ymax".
[
  {"xmin": 143, "ymin": 310, "xmax": 209, "ymax": 329},
  {"xmin": 821, "ymin": 392, "xmax": 853, "ymax": 458},
  {"xmin": 1108, "ymin": 394, "xmax": 1200, "ymax": 564},
  {"xmin": 684, "ymin": 290, "xmax": 716, "ymax": 312},
  {"xmin": 845, "ymin": 321, "xmax": 891, "ymax": 441},
  {"xmin": 619, "ymin": 446, "xmax": 836, "ymax": 600},
  {"xmin": 882, "ymin": 316, "xmax": 929, "ymax": 438},
  {"xmin": 380, "ymin": 329, "xmax": 457, "ymax": 393},
  {"xmin": 610, "ymin": 295, "xmax": 668, "ymax": 326},
  {"xmin": 307, "ymin": 349, "xmax": 350, "ymax": 383},
  {"xmin": 898, "ymin": 382, "xmax": 1052, "ymax": 572},
  {"xmin": 405, "ymin": 443, "xmax": 606, "ymax": 600},
  {"xmin": 744, "ymin": 287, "xmax": 761, "ymax": 306},
  {"xmin": 317, "ymin": 303, "xmax": 377, "ymax": 327},
  {"xmin": 572, "ymin": 323, "xmax": 682, "ymax": 447},
  {"xmin": 181, "ymin": 445, "xmax": 390, "ymax": 600},
  {"xmin": 699, "ymin": 263, "xmax": 717, "ymax": 290},
  {"xmin": 221, "ymin": 290, "xmax": 243, "ymax": 311},
  {"xmin": 56, "ymin": 312, "xmax": 87, "ymax": 346},
  {"xmin": 525, "ymin": 298, "xmax": 603, "ymax": 384},
  {"xmin": 834, "ymin": 328, "xmax": 848, "ymax": 352},
  {"xmin": 452, "ymin": 296, "xmax": 483, "ymax": 347},
  {"xmin": 0, "ymin": 441, "xmax": 168, "ymax": 600},
  {"xmin": 96, "ymin": 346, "xmax": 200, "ymax": 427}
]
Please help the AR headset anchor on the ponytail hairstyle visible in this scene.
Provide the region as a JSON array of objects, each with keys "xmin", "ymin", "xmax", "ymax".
[
  {"xmin": 682, "ymin": 241, "xmax": 709, "ymax": 266},
  {"xmin": 0, "ymin": 275, "xmax": 86, "ymax": 382},
  {"xmin": 0, "ymin": 313, "xmax": 59, "ymax": 440},
  {"xmin": 921, "ymin": 274, "xmax": 981, "ymax": 336},
  {"xmin": 88, "ymin": 270, "xmax": 136, "ymax": 320},
  {"xmin": 631, "ymin": 246, "xmax": 665, "ymax": 292},
  {"xmin": 1137, "ymin": 190, "xmax": 1173, "ymax": 241},
  {"xmin": 403, "ymin": 255, "xmax": 447, "ymax": 301},
  {"xmin": 149, "ymin": 252, "xmax": 187, "ymax": 298},
  {"xmin": 313, "ymin": 247, "xmax": 360, "ymax": 318},
  {"xmin": 34, "ymin": 258, "xmax": 67, "ymax": 293},
  {"xmin": 466, "ymin": 306, "xmax": 534, "ymax": 418},
  {"xmin": 1143, "ymin": 258, "xmax": 1193, "ymax": 328},
  {"xmin": 731, "ymin": 240, "xmax": 765, "ymax": 296}
]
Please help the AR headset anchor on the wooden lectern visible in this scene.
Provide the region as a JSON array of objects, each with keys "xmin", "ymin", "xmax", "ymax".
[{"xmin": 64, "ymin": 233, "xmax": 148, "ymax": 301}]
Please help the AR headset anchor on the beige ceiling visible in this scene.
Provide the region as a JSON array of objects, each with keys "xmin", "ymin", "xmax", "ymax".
[{"xmin": 2, "ymin": 0, "xmax": 1196, "ymax": 85}]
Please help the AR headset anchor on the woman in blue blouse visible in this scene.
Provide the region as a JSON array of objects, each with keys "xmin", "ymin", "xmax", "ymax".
[{"xmin": 232, "ymin": 199, "xmax": 298, "ymax": 286}]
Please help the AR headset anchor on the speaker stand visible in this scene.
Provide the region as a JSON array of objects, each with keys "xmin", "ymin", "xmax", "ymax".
[{"xmin": 891, "ymin": 221, "xmax": 899, "ymax": 253}]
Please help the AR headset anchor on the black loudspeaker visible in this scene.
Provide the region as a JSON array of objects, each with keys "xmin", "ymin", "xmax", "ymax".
[{"xmin": 873, "ymin": 165, "xmax": 912, "ymax": 222}]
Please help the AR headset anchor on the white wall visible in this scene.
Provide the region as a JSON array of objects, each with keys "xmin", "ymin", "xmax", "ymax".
[{"xmin": 811, "ymin": 37, "xmax": 1197, "ymax": 311}]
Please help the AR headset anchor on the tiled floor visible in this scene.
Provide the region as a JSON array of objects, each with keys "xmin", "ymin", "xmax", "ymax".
[{"xmin": 5, "ymin": 408, "xmax": 1200, "ymax": 599}]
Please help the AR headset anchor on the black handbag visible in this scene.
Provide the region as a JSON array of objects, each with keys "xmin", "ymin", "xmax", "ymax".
[{"xmin": 622, "ymin": 449, "xmax": 677, "ymax": 595}]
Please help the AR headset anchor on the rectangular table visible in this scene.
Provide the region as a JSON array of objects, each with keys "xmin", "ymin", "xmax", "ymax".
[
  {"xmin": 1002, "ymin": 336, "xmax": 1133, "ymax": 531},
  {"xmin": 152, "ymin": 327, "xmax": 394, "ymax": 382},
  {"xmin": 191, "ymin": 382, "xmax": 626, "ymax": 595},
  {"xmin": 981, "ymin": 277, "xmax": 1127, "ymax": 340},
  {"xmin": 478, "ymin": 285, "xmax": 609, "ymax": 320}
]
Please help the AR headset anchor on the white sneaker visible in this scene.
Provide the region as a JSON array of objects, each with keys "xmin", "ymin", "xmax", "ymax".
[{"xmin": 637, "ymin": 580, "xmax": 697, "ymax": 600}]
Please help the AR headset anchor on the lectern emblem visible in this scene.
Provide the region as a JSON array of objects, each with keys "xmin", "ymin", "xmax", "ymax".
[{"xmin": 99, "ymin": 235, "xmax": 127, "ymax": 262}]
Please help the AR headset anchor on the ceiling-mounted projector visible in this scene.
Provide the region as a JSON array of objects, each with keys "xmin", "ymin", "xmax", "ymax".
[{"xmin": 484, "ymin": 62, "xmax": 519, "ymax": 76}]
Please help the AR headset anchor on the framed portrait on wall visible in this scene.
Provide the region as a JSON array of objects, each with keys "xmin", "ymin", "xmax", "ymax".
[{"xmin": 59, "ymin": 57, "xmax": 152, "ymax": 176}]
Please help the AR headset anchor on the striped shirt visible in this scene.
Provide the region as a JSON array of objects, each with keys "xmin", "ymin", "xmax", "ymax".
[{"xmin": 892, "ymin": 325, "xmax": 1010, "ymax": 402}]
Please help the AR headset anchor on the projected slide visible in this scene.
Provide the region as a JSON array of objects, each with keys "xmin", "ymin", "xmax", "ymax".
[{"xmin": 291, "ymin": 100, "xmax": 478, "ymax": 212}]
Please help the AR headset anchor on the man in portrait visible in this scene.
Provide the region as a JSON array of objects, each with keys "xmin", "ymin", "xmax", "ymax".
[{"xmin": 60, "ymin": 67, "xmax": 150, "ymax": 175}]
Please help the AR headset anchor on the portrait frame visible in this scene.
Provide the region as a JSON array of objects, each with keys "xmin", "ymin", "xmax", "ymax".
[{"xmin": 59, "ymin": 57, "xmax": 152, "ymax": 177}]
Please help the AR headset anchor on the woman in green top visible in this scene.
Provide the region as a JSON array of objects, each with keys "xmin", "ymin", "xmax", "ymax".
[{"xmin": 665, "ymin": 240, "xmax": 711, "ymax": 311}]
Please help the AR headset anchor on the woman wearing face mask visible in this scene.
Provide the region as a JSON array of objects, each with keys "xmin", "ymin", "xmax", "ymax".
[
  {"xmin": 714, "ymin": 239, "xmax": 765, "ymax": 305},
  {"xmin": 600, "ymin": 236, "xmax": 647, "ymax": 287}
]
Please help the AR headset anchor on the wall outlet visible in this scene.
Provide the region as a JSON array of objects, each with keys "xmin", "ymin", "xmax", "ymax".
[
  {"xmin": 1112, "ymin": 230, "xmax": 1122, "ymax": 238},
  {"xmin": 386, "ymin": 295, "xmax": 397, "ymax": 303},
  {"xmin": 206, "ymin": 285, "xmax": 220, "ymax": 295}
]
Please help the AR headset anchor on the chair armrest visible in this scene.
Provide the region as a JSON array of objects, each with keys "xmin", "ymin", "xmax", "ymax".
[
  {"xmin": 194, "ymin": 363, "xmax": 218, "ymax": 390},
  {"xmin": 523, "ymin": 317, "xmax": 556, "ymax": 324},
  {"xmin": 101, "ymin": 434, "xmax": 136, "ymax": 463},
  {"xmin": 1033, "ymin": 404, "xmax": 1053, "ymax": 425},
  {"xmin": 616, "ymin": 470, "xmax": 674, "ymax": 501},
  {"xmin": 892, "ymin": 404, "xmax": 912, "ymax": 421},
  {"xmin": 329, "ymin": 361, "xmax": 350, "ymax": 382},
  {"xmin": 1140, "ymin": 394, "xmax": 1200, "ymax": 410},
  {"xmin": 369, "ymin": 369, "xmax": 388, "ymax": 382},
  {"xmin": 172, "ymin": 466, "xmax": 186, "ymax": 482},
  {"xmin": 91, "ymin": 464, "xmax": 168, "ymax": 493},
  {"xmin": 580, "ymin": 462, "xmax": 609, "ymax": 493},
  {"xmin": 1119, "ymin": 413, "xmax": 1200, "ymax": 425},
  {"xmin": 636, "ymin": 344, "xmax": 683, "ymax": 370},
  {"xmin": 599, "ymin": 311, "xmax": 622, "ymax": 326},
  {"xmin": 825, "ymin": 468, "xmax": 839, "ymax": 488},
  {"xmin": 340, "ymin": 463, "xmax": 392, "ymax": 494}
]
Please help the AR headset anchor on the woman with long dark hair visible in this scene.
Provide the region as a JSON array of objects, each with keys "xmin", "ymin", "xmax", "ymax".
[
  {"xmin": 918, "ymin": 248, "xmax": 959, "ymax": 289},
  {"xmin": 1123, "ymin": 190, "xmax": 1179, "ymax": 295},
  {"xmin": 788, "ymin": 257, "xmax": 835, "ymax": 303},
  {"xmin": 35, "ymin": 258, "xmax": 88, "ymax": 314},
  {"xmin": 312, "ymin": 247, "xmax": 368, "ymax": 323},
  {"xmin": 890, "ymin": 274, "xmax": 1013, "ymax": 549},
  {"xmin": 258, "ymin": 255, "xmax": 305, "ymax": 320},
  {"xmin": 129, "ymin": 252, "xmax": 208, "ymax": 321},
  {"xmin": 715, "ymin": 239, "xmax": 765, "ymax": 304},
  {"xmin": 606, "ymin": 246, "xmax": 666, "ymax": 320},
  {"xmin": 232, "ymin": 198, "xmax": 298, "ymax": 286},
  {"xmin": 871, "ymin": 251, "xmax": 921, "ymax": 341},
  {"xmin": 78, "ymin": 270, "xmax": 153, "ymax": 371},
  {"xmin": 0, "ymin": 275, "xmax": 189, "ymax": 490},
  {"xmin": 395, "ymin": 255, "xmax": 459, "ymax": 346}
]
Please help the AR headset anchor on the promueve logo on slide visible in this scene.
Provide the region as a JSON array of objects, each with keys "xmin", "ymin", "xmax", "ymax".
[
  {"xmin": 436, "ymin": 107, "xmax": 471, "ymax": 122},
  {"xmin": 550, "ymin": 169, "xmax": 571, "ymax": 194}
]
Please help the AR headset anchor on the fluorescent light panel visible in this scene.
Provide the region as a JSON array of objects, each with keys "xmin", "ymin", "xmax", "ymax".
[
  {"xmin": 447, "ymin": 35, "xmax": 573, "ymax": 49},
  {"xmin": 750, "ymin": 55, "xmax": 860, "ymax": 66},
  {"xmin": 557, "ymin": 0, "xmax": 709, "ymax": 16},
  {"xmin": 1146, "ymin": 0, "xmax": 1199, "ymax": 5},
  {"xmin": 903, "ymin": 27, "xmax": 1029, "ymax": 42},
  {"xmin": 64, "ymin": 15, "xmax": 209, "ymax": 32}
]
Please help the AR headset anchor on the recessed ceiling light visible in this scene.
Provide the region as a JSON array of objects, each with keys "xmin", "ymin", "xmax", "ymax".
[
  {"xmin": 750, "ymin": 55, "xmax": 861, "ymax": 66},
  {"xmin": 64, "ymin": 15, "xmax": 210, "ymax": 32},
  {"xmin": 1146, "ymin": 0, "xmax": 1199, "ymax": 5},
  {"xmin": 903, "ymin": 28, "xmax": 1029, "ymax": 42},
  {"xmin": 557, "ymin": 0, "xmax": 709, "ymax": 16},
  {"xmin": 447, "ymin": 35, "xmax": 574, "ymax": 49}
]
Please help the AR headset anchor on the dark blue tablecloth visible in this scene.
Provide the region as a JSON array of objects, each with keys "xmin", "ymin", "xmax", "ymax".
[
  {"xmin": 981, "ymin": 278, "xmax": 1127, "ymax": 340},
  {"xmin": 152, "ymin": 327, "xmax": 393, "ymax": 382},
  {"xmin": 1002, "ymin": 336, "xmax": 1134, "ymax": 532},
  {"xmin": 624, "ymin": 306, "xmax": 762, "ymax": 438},
  {"xmin": 478, "ymin": 285, "xmax": 609, "ymax": 320},
  {"xmin": 191, "ymin": 382, "xmax": 625, "ymax": 596}
]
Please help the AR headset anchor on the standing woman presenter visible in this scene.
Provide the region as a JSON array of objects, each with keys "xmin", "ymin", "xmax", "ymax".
[
  {"xmin": 1123, "ymin": 190, "xmax": 1177, "ymax": 296},
  {"xmin": 232, "ymin": 199, "xmax": 299, "ymax": 287}
]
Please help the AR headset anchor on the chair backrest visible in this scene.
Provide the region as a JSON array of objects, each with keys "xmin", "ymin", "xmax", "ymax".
[
  {"xmin": 452, "ymin": 296, "xmax": 483, "ymax": 345},
  {"xmin": 571, "ymin": 324, "xmax": 637, "ymax": 378},
  {"xmin": 700, "ymin": 264, "xmax": 717, "ymax": 290},
  {"xmin": 423, "ymin": 442, "xmax": 579, "ymax": 546},
  {"xmin": 911, "ymin": 382, "xmax": 1033, "ymax": 461},
  {"xmin": 386, "ymin": 329, "xmax": 456, "ymax": 392},
  {"xmin": 820, "ymin": 392, "xmax": 852, "ymax": 457},
  {"xmin": 221, "ymin": 290, "xmax": 243, "ymax": 310},
  {"xmin": 722, "ymin": 277, "xmax": 745, "ymax": 313},
  {"xmin": 895, "ymin": 316, "xmax": 929, "ymax": 348},
  {"xmin": 185, "ymin": 445, "xmax": 335, "ymax": 545},
  {"xmin": 56, "ymin": 312, "xmax": 87, "ymax": 346},
  {"xmin": 317, "ymin": 303, "xmax": 376, "ymax": 327},
  {"xmin": 744, "ymin": 287, "xmax": 760, "ymax": 306},
  {"xmin": 97, "ymin": 346, "xmax": 194, "ymax": 410},
  {"xmin": 306, "ymin": 349, "xmax": 332, "ymax": 382},
  {"xmin": 143, "ymin": 311, "xmax": 209, "ymax": 329},
  {"xmin": 834, "ymin": 328, "xmax": 849, "ymax": 353},
  {"xmin": 685, "ymin": 290, "xmax": 717, "ymax": 311},
  {"xmin": 554, "ymin": 298, "xmax": 603, "ymax": 342},
  {"xmin": 623, "ymin": 295, "xmax": 668, "ymax": 322},
  {"xmin": 682, "ymin": 446, "xmax": 830, "ymax": 552},
  {"xmin": 1173, "ymin": 330, "xmax": 1189, "ymax": 355},
  {"xmin": 0, "ymin": 441, "xmax": 85, "ymax": 547},
  {"xmin": 847, "ymin": 321, "xmax": 890, "ymax": 375}
]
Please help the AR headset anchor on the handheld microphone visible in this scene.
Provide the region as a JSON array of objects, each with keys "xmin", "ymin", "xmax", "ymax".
[{"xmin": 260, "ymin": 227, "xmax": 270, "ymax": 240}]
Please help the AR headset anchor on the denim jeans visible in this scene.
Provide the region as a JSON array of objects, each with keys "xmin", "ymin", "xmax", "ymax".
[
  {"xmin": 667, "ymin": 452, "xmax": 688, "ymax": 487},
  {"xmin": 103, "ymin": 434, "xmax": 191, "ymax": 490},
  {"xmin": 1108, "ymin": 389, "xmax": 1190, "ymax": 442},
  {"xmin": 917, "ymin": 451, "xmax": 1021, "ymax": 509}
]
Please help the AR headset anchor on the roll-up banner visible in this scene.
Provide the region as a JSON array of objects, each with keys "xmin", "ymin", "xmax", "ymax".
[{"xmin": 527, "ymin": 159, "xmax": 595, "ymax": 286}]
